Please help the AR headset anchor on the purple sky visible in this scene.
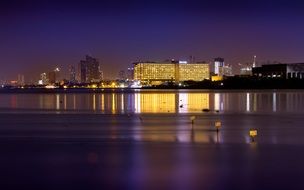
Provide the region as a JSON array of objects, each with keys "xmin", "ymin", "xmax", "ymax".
[{"xmin": 1, "ymin": 0, "xmax": 304, "ymax": 81}]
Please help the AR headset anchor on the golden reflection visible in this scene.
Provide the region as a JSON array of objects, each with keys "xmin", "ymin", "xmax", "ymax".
[
  {"xmin": 179, "ymin": 93, "xmax": 209, "ymax": 113},
  {"xmin": 93, "ymin": 94, "xmax": 96, "ymax": 111},
  {"xmin": 135, "ymin": 93, "xmax": 175, "ymax": 113},
  {"xmin": 100, "ymin": 94, "xmax": 104, "ymax": 111},
  {"xmin": 134, "ymin": 93, "xmax": 209, "ymax": 113},
  {"xmin": 112, "ymin": 93, "xmax": 116, "ymax": 113}
]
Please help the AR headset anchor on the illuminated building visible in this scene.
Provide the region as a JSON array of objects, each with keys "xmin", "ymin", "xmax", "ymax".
[
  {"xmin": 134, "ymin": 62, "xmax": 176, "ymax": 85},
  {"xmin": 240, "ymin": 65, "xmax": 252, "ymax": 75},
  {"xmin": 133, "ymin": 60, "xmax": 209, "ymax": 84},
  {"xmin": 252, "ymin": 63, "xmax": 304, "ymax": 79},
  {"xmin": 40, "ymin": 73, "xmax": 47, "ymax": 85},
  {"xmin": 221, "ymin": 65, "xmax": 233, "ymax": 76},
  {"xmin": 178, "ymin": 62, "xmax": 210, "ymax": 81},
  {"xmin": 214, "ymin": 57, "xmax": 224, "ymax": 76},
  {"xmin": 78, "ymin": 55, "xmax": 101, "ymax": 83},
  {"xmin": 240, "ymin": 56, "xmax": 257, "ymax": 76},
  {"xmin": 211, "ymin": 75, "xmax": 223, "ymax": 81}
]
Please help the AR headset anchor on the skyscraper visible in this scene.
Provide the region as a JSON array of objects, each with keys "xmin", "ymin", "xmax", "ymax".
[
  {"xmin": 69, "ymin": 65, "xmax": 76, "ymax": 82},
  {"xmin": 78, "ymin": 55, "xmax": 101, "ymax": 83},
  {"xmin": 214, "ymin": 58, "xmax": 224, "ymax": 76}
]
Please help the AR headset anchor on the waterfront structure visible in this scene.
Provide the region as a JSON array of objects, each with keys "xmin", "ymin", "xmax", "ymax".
[
  {"xmin": 252, "ymin": 63, "xmax": 304, "ymax": 79},
  {"xmin": 78, "ymin": 55, "xmax": 101, "ymax": 83},
  {"xmin": 178, "ymin": 62, "xmax": 210, "ymax": 81},
  {"xmin": 133, "ymin": 60, "xmax": 209, "ymax": 85}
]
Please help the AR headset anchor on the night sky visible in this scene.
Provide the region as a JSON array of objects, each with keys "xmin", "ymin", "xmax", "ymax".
[{"xmin": 1, "ymin": 0, "xmax": 304, "ymax": 81}]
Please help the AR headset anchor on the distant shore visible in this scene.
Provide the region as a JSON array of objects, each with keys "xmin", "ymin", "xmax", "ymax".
[{"xmin": 2, "ymin": 77, "xmax": 304, "ymax": 93}]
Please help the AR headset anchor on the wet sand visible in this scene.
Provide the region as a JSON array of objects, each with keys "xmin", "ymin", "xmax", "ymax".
[{"xmin": 1, "ymin": 112, "xmax": 304, "ymax": 189}]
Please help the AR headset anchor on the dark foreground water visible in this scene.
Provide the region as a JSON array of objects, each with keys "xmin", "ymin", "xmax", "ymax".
[{"xmin": 1, "ymin": 90, "xmax": 304, "ymax": 189}]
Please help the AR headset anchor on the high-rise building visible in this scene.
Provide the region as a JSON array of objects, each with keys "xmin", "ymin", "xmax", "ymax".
[
  {"xmin": 40, "ymin": 73, "xmax": 47, "ymax": 85},
  {"xmin": 69, "ymin": 65, "xmax": 76, "ymax": 82},
  {"xmin": 214, "ymin": 58, "xmax": 224, "ymax": 76},
  {"xmin": 47, "ymin": 68, "xmax": 60, "ymax": 84},
  {"xmin": 48, "ymin": 71, "xmax": 56, "ymax": 84},
  {"xmin": 78, "ymin": 55, "xmax": 101, "ymax": 83},
  {"xmin": 133, "ymin": 60, "xmax": 209, "ymax": 85}
]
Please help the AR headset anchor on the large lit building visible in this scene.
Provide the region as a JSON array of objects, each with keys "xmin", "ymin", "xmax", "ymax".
[
  {"xmin": 78, "ymin": 55, "xmax": 101, "ymax": 83},
  {"xmin": 177, "ymin": 62, "xmax": 210, "ymax": 81},
  {"xmin": 133, "ymin": 60, "xmax": 209, "ymax": 85}
]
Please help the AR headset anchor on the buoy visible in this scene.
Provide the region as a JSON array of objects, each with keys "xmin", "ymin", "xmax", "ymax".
[
  {"xmin": 190, "ymin": 116, "xmax": 196, "ymax": 129},
  {"xmin": 215, "ymin": 121, "xmax": 221, "ymax": 132},
  {"xmin": 249, "ymin": 129, "xmax": 257, "ymax": 142}
]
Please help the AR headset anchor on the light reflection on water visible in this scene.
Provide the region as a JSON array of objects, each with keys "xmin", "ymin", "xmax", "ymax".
[{"xmin": 1, "ymin": 90, "xmax": 304, "ymax": 113}]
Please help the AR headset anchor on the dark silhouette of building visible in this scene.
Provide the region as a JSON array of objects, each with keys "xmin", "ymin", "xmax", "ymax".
[
  {"xmin": 78, "ymin": 55, "xmax": 101, "ymax": 83},
  {"xmin": 253, "ymin": 63, "xmax": 304, "ymax": 79},
  {"xmin": 69, "ymin": 65, "xmax": 76, "ymax": 82}
]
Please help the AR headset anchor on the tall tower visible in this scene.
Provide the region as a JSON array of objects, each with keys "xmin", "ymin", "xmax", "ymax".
[
  {"xmin": 69, "ymin": 65, "xmax": 76, "ymax": 82},
  {"xmin": 214, "ymin": 57, "xmax": 224, "ymax": 75},
  {"xmin": 78, "ymin": 55, "xmax": 101, "ymax": 83},
  {"xmin": 253, "ymin": 55, "xmax": 257, "ymax": 68}
]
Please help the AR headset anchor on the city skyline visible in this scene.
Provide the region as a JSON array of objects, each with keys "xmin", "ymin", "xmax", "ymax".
[{"xmin": 1, "ymin": 0, "xmax": 304, "ymax": 81}]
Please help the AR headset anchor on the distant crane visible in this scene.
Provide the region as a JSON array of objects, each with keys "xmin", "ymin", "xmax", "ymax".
[{"xmin": 253, "ymin": 55, "xmax": 257, "ymax": 68}]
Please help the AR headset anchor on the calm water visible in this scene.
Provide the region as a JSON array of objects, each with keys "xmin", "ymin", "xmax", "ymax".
[
  {"xmin": 1, "ymin": 90, "xmax": 304, "ymax": 189},
  {"xmin": 1, "ymin": 89, "xmax": 304, "ymax": 113}
]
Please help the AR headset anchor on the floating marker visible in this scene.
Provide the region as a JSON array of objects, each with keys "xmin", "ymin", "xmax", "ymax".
[
  {"xmin": 215, "ymin": 121, "xmax": 221, "ymax": 132},
  {"xmin": 190, "ymin": 116, "xmax": 196, "ymax": 129},
  {"xmin": 249, "ymin": 129, "xmax": 258, "ymax": 142}
]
